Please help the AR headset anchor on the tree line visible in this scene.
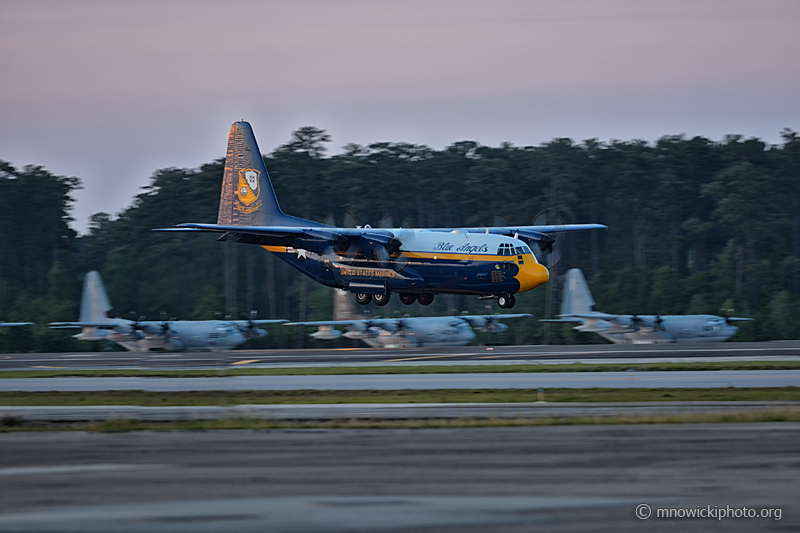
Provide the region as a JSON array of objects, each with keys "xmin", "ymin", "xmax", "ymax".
[{"xmin": 1, "ymin": 127, "xmax": 799, "ymax": 351}]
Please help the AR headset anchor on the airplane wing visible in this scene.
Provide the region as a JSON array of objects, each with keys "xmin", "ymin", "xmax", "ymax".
[
  {"xmin": 287, "ymin": 314, "xmax": 531, "ymax": 327},
  {"xmin": 48, "ymin": 321, "xmax": 123, "ymax": 329},
  {"xmin": 0, "ymin": 322, "xmax": 33, "ymax": 327},
  {"xmin": 154, "ymin": 222, "xmax": 606, "ymax": 255},
  {"xmin": 725, "ymin": 317, "xmax": 754, "ymax": 322},
  {"xmin": 457, "ymin": 314, "xmax": 531, "ymax": 324},
  {"xmin": 454, "ymin": 224, "xmax": 607, "ymax": 234},
  {"xmin": 228, "ymin": 319, "xmax": 289, "ymax": 326},
  {"xmin": 453, "ymin": 224, "xmax": 607, "ymax": 251},
  {"xmin": 284, "ymin": 320, "xmax": 361, "ymax": 327},
  {"xmin": 155, "ymin": 223, "xmax": 404, "ymax": 256},
  {"xmin": 558, "ymin": 313, "xmax": 620, "ymax": 320}
]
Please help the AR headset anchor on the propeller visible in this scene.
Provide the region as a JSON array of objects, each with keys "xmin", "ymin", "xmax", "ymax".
[
  {"xmin": 343, "ymin": 320, "xmax": 383, "ymax": 339},
  {"xmin": 654, "ymin": 314, "xmax": 665, "ymax": 331},
  {"xmin": 319, "ymin": 211, "xmax": 409, "ymax": 271},
  {"xmin": 481, "ymin": 316, "xmax": 508, "ymax": 334},
  {"xmin": 385, "ymin": 318, "xmax": 409, "ymax": 335},
  {"xmin": 493, "ymin": 214, "xmax": 510, "ymax": 228},
  {"xmin": 630, "ymin": 314, "xmax": 642, "ymax": 332},
  {"xmin": 126, "ymin": 311, "xmax": 147, "ymax": 340},
  {"xmin": 342, "ymin": 211, "xmax": 360, "ymax": 229},
  {"xmin": 461, "ymin": 316, "xmax": 509, "ymax": 334},
  {"xmin": 318, "ymin": 212, "xmax": 362, "ymax": 265},
  {"xmin": 237, "ymin": 310, "xmax": 266, "ymax": 339},
  {"xmin": 371, "ymin": 236, "xmax": 407, "ymax": 271},
  {"xmin": 532, "ymin": 210, "xmax": 565, "ymax": 269}
]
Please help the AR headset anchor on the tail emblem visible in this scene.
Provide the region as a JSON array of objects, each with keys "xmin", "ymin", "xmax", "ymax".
[{"xmin": 237, "ymin": 168, "xmax": 261, "ymax": 210}]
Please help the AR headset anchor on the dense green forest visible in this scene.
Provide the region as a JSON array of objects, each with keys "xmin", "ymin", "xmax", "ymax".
[{"xmin": 2, "ymin": 127, "xmax": 799, "ymax": 351}]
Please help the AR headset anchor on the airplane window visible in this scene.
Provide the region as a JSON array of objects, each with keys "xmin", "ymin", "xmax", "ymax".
[
  {"xmin": 515, "ymin": 247, "xmax": 524, "ymax": 255},
  {"xmin": 523, "ymin": 245, "xmax": 531, "ymax": 254}
]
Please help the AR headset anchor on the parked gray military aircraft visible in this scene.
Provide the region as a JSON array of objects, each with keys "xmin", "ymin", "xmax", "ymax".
[
  {"xmin": 287, "ymin": 289, "xmax": 530, "ymax": 348},
  {"xmin": 49, "ymin": 271, "xmax": 286, "ymax": 351},
  {"xmin": 542, "ymin": 268, "xmax": 753, "ymax": 344},
  {"xmin": 157, "ymin": 121, "xmax": 605, "ymax": 309}
]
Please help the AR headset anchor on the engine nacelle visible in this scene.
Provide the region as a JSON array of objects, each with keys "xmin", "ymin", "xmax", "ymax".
[
  {"xmin": 343, "ymin": 327, "xmax": 381, "ymax": 339},
  {"xmin": 311, "ymin": 327, "xmax": 343, "ymax": 341},
  {"xmin": 481, "ymin": 322, "xmax": 508, "ymax": 334}
]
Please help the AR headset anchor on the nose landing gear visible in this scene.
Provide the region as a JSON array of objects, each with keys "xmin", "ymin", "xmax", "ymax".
[{"xmin": 497, "ymin": 293, "xmax": 516, "ymax": 309}]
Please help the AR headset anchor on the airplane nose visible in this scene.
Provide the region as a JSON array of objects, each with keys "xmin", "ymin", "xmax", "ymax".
[{"xmin": 515, "ymin": 261, "xmax": 549, "ymax": 292}]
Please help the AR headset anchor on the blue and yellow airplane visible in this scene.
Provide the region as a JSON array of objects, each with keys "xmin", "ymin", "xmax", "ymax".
[{"xmin": 158, "ymin": 121, "xmax": 606, "ymax": 309}]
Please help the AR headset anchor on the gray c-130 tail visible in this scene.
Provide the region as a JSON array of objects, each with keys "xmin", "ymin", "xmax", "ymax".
[
  {"xmin": 217, "ymin": 121, "xmax": 318, "ymax": 228},
  {"xmin": 560, "ymin": 268, "xmax": 596, "ymax": 316}
]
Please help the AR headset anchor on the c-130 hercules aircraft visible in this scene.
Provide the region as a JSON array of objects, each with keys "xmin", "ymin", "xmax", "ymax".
[{"xmin": 158, "ymin": 122, "xmax": 606, "ymax": 308}]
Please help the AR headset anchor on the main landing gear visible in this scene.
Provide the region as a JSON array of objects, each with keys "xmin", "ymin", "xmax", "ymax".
[
  {"xmin": 372, "ymin": 293, "xmax": 391, "ymax": 306},
  {"xmin": 354, "ymin": 293, "xmax": 372, "ymax": 305},
  {"xmin": 354, "ymin": 292, "xmax": 435, "ymax": 306},
  {"xmin": 398, "ymin": 293, "xmax": 416, "ymax": 305},
  {"xmin": 416, "ymin": 294, "xmax": 434, "ymax": 306},
  {"xmin": 353, "ymin": 293, "xmax": 391, "ymax": 306}
]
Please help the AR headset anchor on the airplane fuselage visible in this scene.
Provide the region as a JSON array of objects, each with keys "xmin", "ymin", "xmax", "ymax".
[
  {"xmin": 577, "ymin": 314, "xmax": 740, "ymax": 344},
  {"xmin": 76, "ymin": 320, "xmax": 257, "ymax": 351},
  {"xmin": 264, "ymin": 230, "xmax": 549, "ymax": 297},
  {"xmin": 360, "ymin": 318, "xmax": 476, "ymax": 348}
]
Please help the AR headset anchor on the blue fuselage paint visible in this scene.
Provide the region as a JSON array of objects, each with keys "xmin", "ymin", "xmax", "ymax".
[{"xmin": 264, "ymin": 230, "xmax": 549, "ymax": 295}]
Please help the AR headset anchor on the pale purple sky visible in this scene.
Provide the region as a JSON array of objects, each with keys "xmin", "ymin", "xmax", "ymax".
[{"xmin": 2, "ymin": 0, "xmax": 799, "ymax": 233}]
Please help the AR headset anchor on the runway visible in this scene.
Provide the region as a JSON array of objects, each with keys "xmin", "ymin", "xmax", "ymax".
[
  {"xmin": 0, "ymin": 424, "xmax": 796, "ymax": 532},
  {"xmin": 2, "ymin": 340, "xmax": 800, "ymax": 370},
  {"xmin": 3, "ymin": 401, "xmax": 799, "ymax": 423},
  {"xmin": 3, "ymin": 370, "xmax": 800, "ymax": 391}
]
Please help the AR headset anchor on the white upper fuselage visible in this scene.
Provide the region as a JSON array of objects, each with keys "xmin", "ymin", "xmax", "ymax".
[
  {"xmin": 575, "ymin": 314, "xmax": 740, "ymax": 344},
  {"xmin": 357, "ymin": 316, "xmax": 476, "ymax": 348},
  {"xmin": 75, "ymin": 320, "xmax": 254, "ymax": 351}
]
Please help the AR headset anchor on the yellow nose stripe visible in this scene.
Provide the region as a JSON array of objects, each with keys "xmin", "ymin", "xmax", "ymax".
[{"xmin": 515, "ymin": 262, "xmax": 549, "ymax": 292}]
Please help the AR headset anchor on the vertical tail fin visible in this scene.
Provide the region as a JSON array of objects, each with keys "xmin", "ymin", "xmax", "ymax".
[
  {"xmin": 79, "ymin": 271, "xmax": 113, "ymax": 323},
  {"xmin": 217, "ymin": 121, "xmax": 314, "ymax": 227},
  {"xmin": 561, "ymin": 268, "xmax": 596, "ymax": 316}
]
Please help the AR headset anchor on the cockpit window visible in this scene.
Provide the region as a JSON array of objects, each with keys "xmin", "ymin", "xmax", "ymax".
[
  {"xmin": 497, "ymin": 242, "xmax": 531, "ymax": 255},
  {"xmin": 497, "ymin": 243, "xmax": 514, "ymax": 255}
]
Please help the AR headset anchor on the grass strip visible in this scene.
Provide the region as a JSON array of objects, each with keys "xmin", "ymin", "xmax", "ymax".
[
  {"xmin": 2, "ymin": 410, "xmax": 800, "ymax": 433},
  {"xmin": 3, "ymin": 360, "xmax": 800, "ymax": 379},
  {"xmin": 1, "ymin": 387, "xmax": 799, "ymax": 406}
]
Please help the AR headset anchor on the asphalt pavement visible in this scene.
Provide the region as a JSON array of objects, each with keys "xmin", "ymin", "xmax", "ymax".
[
  {"xmin": 2, "ymin": 341, "xmax": 800, "ymax": 370},
  {"xmin": 3, "ymin": 401, "xmax": 799, "ymax": 422},
  {"xmin": 0, "ymin": 424, "xmax": 796, "ymax": 532},
  {"xmin": 2, "ymin": 370, "xmax": 799, "ymax": 391}
]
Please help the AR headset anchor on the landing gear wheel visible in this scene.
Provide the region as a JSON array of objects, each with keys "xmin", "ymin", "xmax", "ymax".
[
  {"xmin": 498, "ymin": 293, "xmax": 516, "ymax": 309},
  {"xmin": 398, "ymin": 293, "xmax": 417, "ymax": 305},
  {"xmin": 354, "ymin": 293, "xmax": 372, "ymax": 305},
  {"xmin": 373, "ymin": 293, "xmax": 391, "ymax": 306},
  {"xmin": 417, "ymin": 294, "xmax": 435, "ymax": 306}
]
